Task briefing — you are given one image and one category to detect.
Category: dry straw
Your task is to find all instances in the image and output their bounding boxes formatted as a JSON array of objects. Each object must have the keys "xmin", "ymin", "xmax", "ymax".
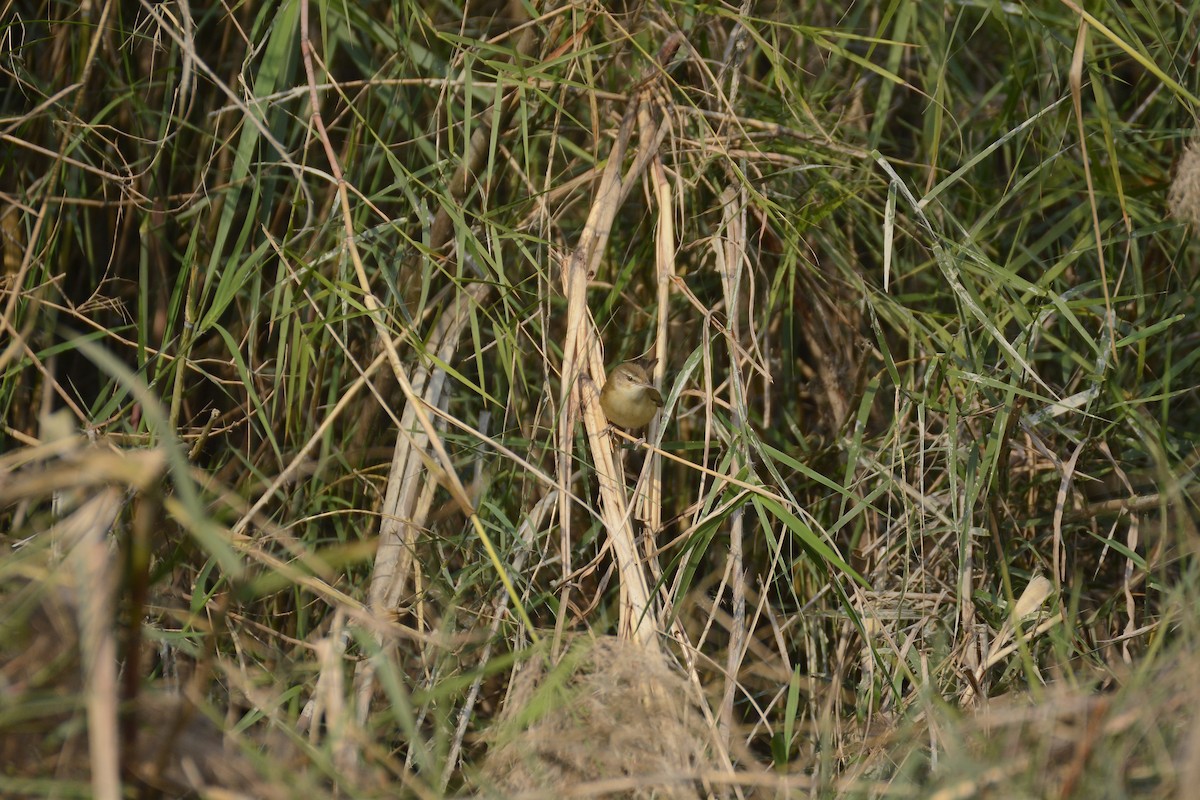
[{"xmin": 479, "ymin": 636, "xmax": 712, "ymax": 799}]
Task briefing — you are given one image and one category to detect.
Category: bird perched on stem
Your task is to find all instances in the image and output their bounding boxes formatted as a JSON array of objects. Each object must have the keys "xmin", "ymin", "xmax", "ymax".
[{"xmin": 599, "ymin": 361, "xmax": 663, "ymax": 430}]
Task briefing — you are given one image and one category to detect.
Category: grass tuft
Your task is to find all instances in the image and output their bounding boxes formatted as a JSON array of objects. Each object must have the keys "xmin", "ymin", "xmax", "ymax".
[{"xmin": 2, "ymin": 1, "xmax": 1199, "ymax": 797}]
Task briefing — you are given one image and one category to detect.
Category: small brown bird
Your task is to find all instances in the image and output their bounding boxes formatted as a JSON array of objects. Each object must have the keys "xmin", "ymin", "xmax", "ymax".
[{"xmin": 599, "ymin": 361, "xmax": 663, "ymax": 430}]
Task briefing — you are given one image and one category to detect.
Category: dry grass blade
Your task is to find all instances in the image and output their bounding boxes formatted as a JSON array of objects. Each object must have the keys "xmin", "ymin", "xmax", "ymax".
[
  {"xmin": 556, "ymin": 96, "xmax": 647, "ymax": 645},
  {"xmin": 579, "ymin": 375, "xmax": 656, "ymax": 647},
  {"xmin": 370, "ymin": 284, "xmax": 492, "ymax": 616}
]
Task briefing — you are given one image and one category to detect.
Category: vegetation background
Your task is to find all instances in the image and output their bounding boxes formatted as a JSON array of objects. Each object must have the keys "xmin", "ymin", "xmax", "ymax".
[{"xmin": 2, "ymin": 0, "xmax": 1199, "ymax": 797}]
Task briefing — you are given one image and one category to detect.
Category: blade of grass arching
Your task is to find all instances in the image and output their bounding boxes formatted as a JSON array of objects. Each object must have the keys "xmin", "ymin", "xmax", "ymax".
[
  {"xmin": 426, "ymin": 352, "xmax": 502, "ymax": 409},
  {"xmin": 70, "ymin": 335, "xmax": 242, "ymax": 576},
  {"xmin": 965, "ymin": 145, "xmax": 1070, "ymax": 242},
  {"xmin": 952, "ymin": 244, "xmax": 1047, "ymax": 335},
  {"xmin": 751, "ymin": 495, "xmax": 865, "ymax": 587},
  {"xmin": 1059, "ymin": 0, "xmax": 1200, "ymax": 108},
  {"xmin": 1139, "ymin": 337, "xmax": 1200, "ymax": 403},
  {"xmin": 920, "ymin": 95, "xmax": 1071, "ymax": 211},
  {"xmin": 758, "ymin": 442, "xmax": 860, "ymax": 500},
  {"xmin": 671, "ymin": 501, "xmax": 741, "ymax": 614},
  {"xmin": 828, "ymin": 483, "xmax": 890, "ymax": 541},
  {"xmin": 1113, "ymin": 314, "xmax": 1186, "ymax": 349},
  {"xmin": 1083, "ymin": 527, "xmax": 1148, "ymax": 571},
  {"xmin": 1008, "ymin": 197, "xmax": 1092, "ymax": 279},
  {"xmin": 668, "ymin": 435, "xmax": 749, "ymax": 567},
  {"xmin": 947, "ymin": 368, "xmax": 1074, "ymax": 416},
  {"xmin": 876, "ymin": 154, "xmax": 1053, "ymax": 394},
  {"xmin": 811, "ymin": 29, "xmax": 916, "ymax": 93}
]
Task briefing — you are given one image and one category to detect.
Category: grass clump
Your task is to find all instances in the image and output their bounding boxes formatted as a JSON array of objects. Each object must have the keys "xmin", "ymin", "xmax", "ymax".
[{"xmin": 2, "ymin": 1, "xmax": 1199, "ymax": 797}]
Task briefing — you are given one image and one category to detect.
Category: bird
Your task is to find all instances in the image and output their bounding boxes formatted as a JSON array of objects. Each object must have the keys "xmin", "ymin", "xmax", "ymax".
[{"xmin": 599, "ymin": 361, "xmax": 663, "ymax": 430}]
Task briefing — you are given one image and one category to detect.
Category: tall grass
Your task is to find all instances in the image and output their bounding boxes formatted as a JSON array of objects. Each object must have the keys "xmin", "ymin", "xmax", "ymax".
[{"xmin": 1, "ymin": 1, "xmax": 1198, "ymax": 797}]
